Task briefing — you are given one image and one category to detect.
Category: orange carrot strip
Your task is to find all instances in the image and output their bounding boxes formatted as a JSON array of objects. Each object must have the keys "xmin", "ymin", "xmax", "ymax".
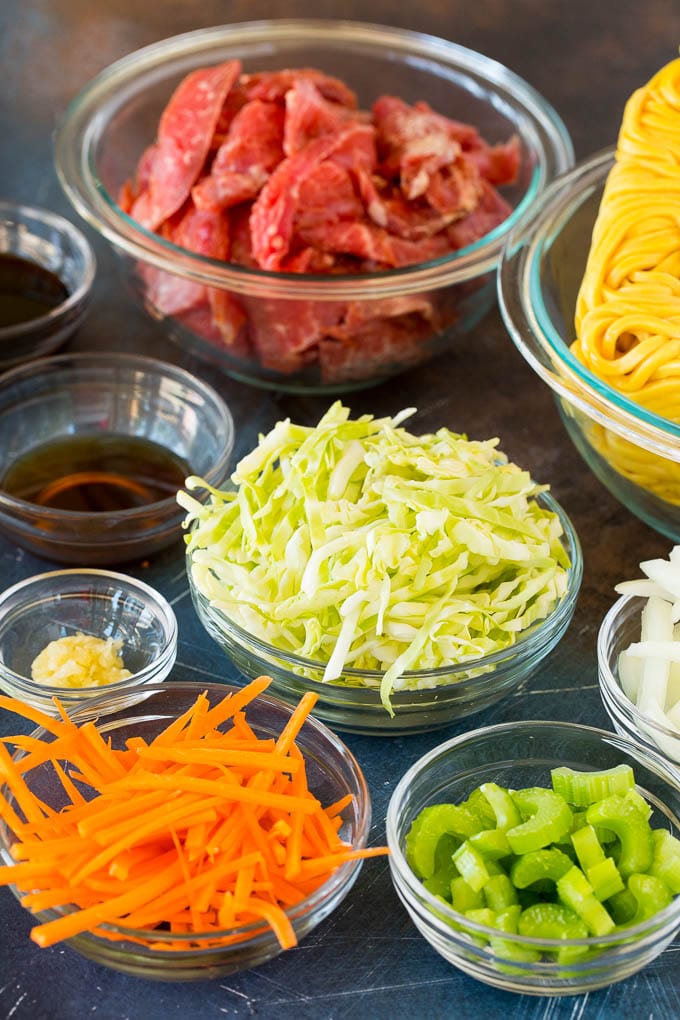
[
  {"xmin": 325, "ymin": 793, "xmax": 354, "ymax": 818},
  {"xmin": 109, "ymin": 772, "xmax": 321, "ymax": 814},
  {"xmin": 0, "ymin": 743, "xmax": 55, "ymax": 825},
  {"xmin": 0, "ymin": 695, "xmax": 75, "ymax": 737},
  {"xmin": 134, "ymin": 745, "xmax": 301, "ymax": 774},
  {"xmin": 239, "ymin": 896, "xmax": 296, "ymax": 950},
  {"xmin": 275, "ymin": 692, "xmax": 319, "ymax": 755}
]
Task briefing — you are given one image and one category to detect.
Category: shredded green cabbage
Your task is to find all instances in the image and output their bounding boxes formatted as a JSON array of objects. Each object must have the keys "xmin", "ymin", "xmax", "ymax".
[{"xmin": 179, "ymin": 402, "xmax": 570, "ymax": 712}]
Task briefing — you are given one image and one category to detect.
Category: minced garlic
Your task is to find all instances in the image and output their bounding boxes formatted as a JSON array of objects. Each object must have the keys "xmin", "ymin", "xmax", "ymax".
[{"xmin": 30, "ymin": 632, "xmax": 132, "ymax": 689}]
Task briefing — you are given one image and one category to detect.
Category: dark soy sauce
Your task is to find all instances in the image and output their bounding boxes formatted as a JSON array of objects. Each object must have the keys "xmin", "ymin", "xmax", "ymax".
[
  {"xmin": 1, "ymin": 434, "xmax": 191, "ymax": 511},
  {"xmin": 0, "ymin": 253, "xmax": 69, "ymax": 327}
]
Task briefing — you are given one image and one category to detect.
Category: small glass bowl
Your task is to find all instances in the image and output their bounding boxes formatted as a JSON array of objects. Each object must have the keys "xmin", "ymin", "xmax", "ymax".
[
  {"xmin": 54, "ymin": 19, "xmax": 573, "ymax": 394},
  {"xmin": 386, "ymin": 720, "xmax": 680, "ymax": 996},
  {"xmin": 0, "ymin": 351, "xmax": 234, "ymax": 565},
  {"xmin": 498, "ymin": 147, "xmax": 680, "ymax": 542},
  {"xmin": 188, "ymin": 491, "xmax": 582, "ymax": 736},
  {"xmin": 0, "ymin": 569, "xmax": 178, "ymax": 718},
  {"xmin": 598, "ymin": 592, "xmax": 680, "ymax": 774},
  {"xmin": 0, "ymin": 201, "xmax": 95, "ymax": 368},
  {"xmin": 0, "ymin": 681, "xmax": 372, "ymax": 980}
]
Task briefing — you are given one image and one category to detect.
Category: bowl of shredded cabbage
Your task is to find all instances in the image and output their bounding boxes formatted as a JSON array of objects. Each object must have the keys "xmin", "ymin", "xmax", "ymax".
[
  {"xmin": 180, "ymin": 402, "xmax": 582, "ymax": 735},
  {"xmin": 498, "ymin": 57, "xmax": 680, "ymax": 542}
]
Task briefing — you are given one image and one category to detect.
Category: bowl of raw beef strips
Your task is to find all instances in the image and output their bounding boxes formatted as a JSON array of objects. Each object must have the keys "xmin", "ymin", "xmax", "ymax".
[{"xmin": 54, "ymin": 19, "xmax": 573, "ymax": 393}]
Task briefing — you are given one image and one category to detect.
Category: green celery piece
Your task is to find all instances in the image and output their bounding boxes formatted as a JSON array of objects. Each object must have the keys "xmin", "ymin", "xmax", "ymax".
[
  {"xmin": 490, "ymin": 905, "xmax": 542, "ymax": 966},
  {"xmin": 606, "ymin": 887, "xmax": 638, "ymax": 925},
  {"xmin": 479, "ymin": 783, "xmax": 521, "ymax": 830},
  {"xmin": 556, "ymin": 866, "xmax": 616, "ymax": 936},
  {"xmin": 625, "ymin": 788, "xmax": 653, "ymax": 820},
  {"xmin": 463, "ymin": 788, "xmax": 497, "ymax": 830},
  {"xmin": 406, "ymin": 803, "xmax": 484, "ymax": 879},
  {"xmin": 518, "ymin": 902, "xmax": 591, "ymax": 965},
  {"xmin": 422, "ymin": 832, "xmax": 460, "ymax": 899},
  {"xmin": 650, "ymin": 829, "xmax": 680, "ymax": 894},
  {"xmin": 510, "ymin": 847, "xmax": 573, "ymax": 889},
  {"xmin": 506, "ymin": 788, "xmax": 573, "ymax": 854},
  {"xmin": 484, "ymin": 873, "xmax": 520, "ymax": 912},
  {"xmin": 551, "ymin": 764, "xmax": 635, "ymax": 807},
  {"xmin": 571, "ymin": 824, "xmax": 606, "ymax": 871},
  {"xmin": 452, "ymin": 841, "xmax": 491, "ymax": 892},
  {"xmin": 585, "ymin": 795, "xmax": 654, "ymax": 879},
  {"xmin": 569, "ymin": 810, "xmax": 616, "ymax": 845},
  {"xmin": 450, "ymin": 876, "xmax": 485, "ymax": 914},
  {"xmin": 468, "ymin": 828, "xmax": 512, "ymax": 860},
  {"xmin": 586, "ymin": 857, "xmax": 625, "ymax": 902},
  {"xmin": 626, "ymin": 872, "xmax": 674, "ymax": 925}
]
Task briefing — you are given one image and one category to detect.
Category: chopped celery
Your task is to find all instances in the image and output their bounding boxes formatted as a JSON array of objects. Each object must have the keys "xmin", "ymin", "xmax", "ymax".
[
  {"xmin": 650, "ymin": 829, "xmax": 680, "ymax": 894},
  {"xmin": 468, "ymin": 828, "xmax": 512, "ymax": 860},
  {"xmin": 551, "ymin": 764, "xmax": 635, "ymax": 806},
  {"xmin": 626, "ymin": 873, "xmax": 673, "ymax": 924},
  {"xmin": 405, "ymin": 764, "xmax": 678, "ymax": 967},
  {"xmin": 483, "ymin": 873, "xmax": 520, "ymax": 912},
  {"xmin": 452, "ymin": 841, "xmax": 491, "ymax": 893},
  {"xmin": 450, "ymin": 876, "xmax": 485, "ymax": 913},
  {"xmin": 556, "ymin": 866, "xmax": 615, "ymax": 936},
  {"xmin": 406, "ymin": 803, "xmax": 483, "ymax": 879},
  {"xmin": 479, "ymin": 783, "xmax": 521, "ymax": 830},
  {"xmin": 570, "ymin": 824, "xmax": 606, "ymax": 871},
  {"xmin": 506, "ymin": 788, "xmax": 573, "ymax": 854},
  {"xmin": 585, "ymin": 795, "xmax": 654, "ymax": 879},
  {"xmin": 510, "ymin": 847, "xmax": 573, "ymax": 889},
  {"xmin": 586, "ymin": 858, "xmax": 625, "ymax": 902}
]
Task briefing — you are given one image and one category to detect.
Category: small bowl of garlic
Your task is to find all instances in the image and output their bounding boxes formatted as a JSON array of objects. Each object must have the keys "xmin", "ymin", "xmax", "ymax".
[{"xmin": 0, "ymin": 569, "xmax": 177, "ymax": 718}]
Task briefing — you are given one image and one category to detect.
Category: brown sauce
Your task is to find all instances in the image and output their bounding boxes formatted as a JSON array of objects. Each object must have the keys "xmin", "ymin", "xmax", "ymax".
[
  {"xmin": 0, "ymin": 253, "xmax": 69, "ymax": 328},
  {"xmin": 1, "ymin": 434, "xmax": 190, "ymax": 511}
]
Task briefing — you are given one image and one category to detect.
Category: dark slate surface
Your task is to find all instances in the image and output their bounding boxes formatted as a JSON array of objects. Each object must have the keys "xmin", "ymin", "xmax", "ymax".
[{"xmin": 1, "ymin": 1, "xmax": 680, "ymax": 1017}]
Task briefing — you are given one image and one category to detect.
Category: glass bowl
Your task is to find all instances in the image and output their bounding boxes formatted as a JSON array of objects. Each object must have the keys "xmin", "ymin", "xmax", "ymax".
[
  {"xmin": 498, "ymin": 147, "xmax": 680, "ymax": 542},
  {"xmin": 386, "ymin": 719, "xmax": 680, "ymax": 996},
  {"xmin": 0, "ymin": 351, "xmax": 234, "ymax": 565},
  {"xmin": 0, "ymin": 569, "xmax": 178, "ymax": 718},
  {"xmin": 0, "ymin": 681, "xmax": 372, "ymax": 980},
  {"xmin": 187, "ymin": 491, "xmax": 582, "ymax": 736},
  {"xmin": 0, "ymin": 201, "xmax": 95, "ymax": 369},
  {"xmin": 54, "ymin": 19, "xmax": 573, "ymax": 394},
  {"xmin": 598, "ymin": 592, "xmax": 680, "ymax": 775}
]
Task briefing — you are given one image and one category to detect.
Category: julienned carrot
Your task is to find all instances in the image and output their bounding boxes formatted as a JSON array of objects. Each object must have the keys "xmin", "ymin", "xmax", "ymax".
[{"xmin": 0, "ymin": 677, "xmax": 388, "ymax": 951}]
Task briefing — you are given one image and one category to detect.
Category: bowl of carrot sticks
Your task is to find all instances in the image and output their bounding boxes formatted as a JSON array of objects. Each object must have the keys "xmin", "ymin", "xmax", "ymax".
[{"xmin": 0, "ymin": 677, "xmax": 384, "ymax": 980}]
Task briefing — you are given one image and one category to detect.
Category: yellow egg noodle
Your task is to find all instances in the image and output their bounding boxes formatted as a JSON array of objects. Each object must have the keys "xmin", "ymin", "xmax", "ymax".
[{"xmin": 571, "ymin": 57, "xmax": 680, "ymax": 502}]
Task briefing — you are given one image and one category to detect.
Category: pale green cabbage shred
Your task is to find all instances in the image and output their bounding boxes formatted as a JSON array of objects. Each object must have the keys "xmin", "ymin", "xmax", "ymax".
[{"xmin": 179, "ymin": 402, "xmax": 570, "ymax": 712}]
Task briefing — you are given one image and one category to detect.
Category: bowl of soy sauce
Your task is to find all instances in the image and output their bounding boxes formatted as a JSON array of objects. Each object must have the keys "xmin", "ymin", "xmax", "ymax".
[
  {"xmin": 0, "ymin": 201, "xmax": 95, "ymax": 367},
  {"xmin": 0, "ymin": 352, "xmax": 234, "ymax": 564}
]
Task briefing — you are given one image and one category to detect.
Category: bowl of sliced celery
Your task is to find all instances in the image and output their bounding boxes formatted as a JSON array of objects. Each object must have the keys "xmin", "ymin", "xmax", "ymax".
[
  {"xmin": 598, "ymin": 546, "xmax": 680, "ymax": 775},
  {"xmin": 386, "ymin": 720, "xmax": 680, "ymax": 995},
  {"xmin": 182, "ymin": 402, "xmax": 582, "ymax": 735}
]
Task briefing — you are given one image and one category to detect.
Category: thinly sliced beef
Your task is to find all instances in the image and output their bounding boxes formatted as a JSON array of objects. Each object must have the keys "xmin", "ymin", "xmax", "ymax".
[
  {"xmin": 142, "ymin": 205, "xmax": 230, "ymax": 316},
  {"xmin": 241, "ymin": 68, "xmax": 357, "ymax": 109},
  {"xmin": 123, "ymin": 61, "xmax": 520, "ymax": 382},
  {"xmin": 192, "ymin": 100, "xmax": 285, "ymax": 212},
  {"xmin": 241, "ymin": 294, "xmax": 346, "ymax": 374},
  {"xmin": 130, "ymin": 60, "xmax": 241, "ymax": 230}
]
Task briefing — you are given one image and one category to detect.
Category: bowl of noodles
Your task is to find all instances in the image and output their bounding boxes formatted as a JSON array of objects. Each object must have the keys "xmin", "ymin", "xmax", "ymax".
[{"xmin": 498, "ymin": 57, "xmax": 680, "ymax": 541}]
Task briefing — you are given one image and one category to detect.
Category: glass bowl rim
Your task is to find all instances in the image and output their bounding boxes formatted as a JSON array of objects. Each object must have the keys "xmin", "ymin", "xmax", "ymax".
[
  {"xmin": 598, "ymin": 591, "xmax": 680, "ymax": 747},
  {"xmin": 385, "ymin": 717, "xmax": 680, "ymax": 952},
  {"xmin": 0, "ymin": 350, "xmax": 235, "ymax": 522},
  {"xmin": 0, "ymin": 567, "xmax": 179, "ymax": 696},
  {"xmin": 54, "ymin": 18, "xmax": 574, "ymax": 301},
  {"xmin": 0, "ymin": 199, "xmax": 96, "ymax": 342},
  {"xmin": 0, "ymin": 679, "xmax": 372, "ymax": 949},
  {"xmin": 188, "ymin": 488, "xmax": 582, "ymax": 689},
  {"xmin": 497, "ymin": 145, "xmax": 680, "ymax": 460}
]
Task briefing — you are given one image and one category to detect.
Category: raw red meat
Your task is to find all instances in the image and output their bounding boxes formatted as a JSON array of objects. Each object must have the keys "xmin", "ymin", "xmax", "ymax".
[
  {"xmin": 130, "ymin": 60, "xmax": 241, "ymax": 230},
  {"xmin": 122, "ymin": 62, "xmax": 520, "ymax": 383}
]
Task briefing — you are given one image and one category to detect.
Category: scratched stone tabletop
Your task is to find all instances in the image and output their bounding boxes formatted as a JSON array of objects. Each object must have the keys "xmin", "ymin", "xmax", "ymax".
[{"xmin": 1, "ymin": 1, "xmax": 680, "ymax": 1018}]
